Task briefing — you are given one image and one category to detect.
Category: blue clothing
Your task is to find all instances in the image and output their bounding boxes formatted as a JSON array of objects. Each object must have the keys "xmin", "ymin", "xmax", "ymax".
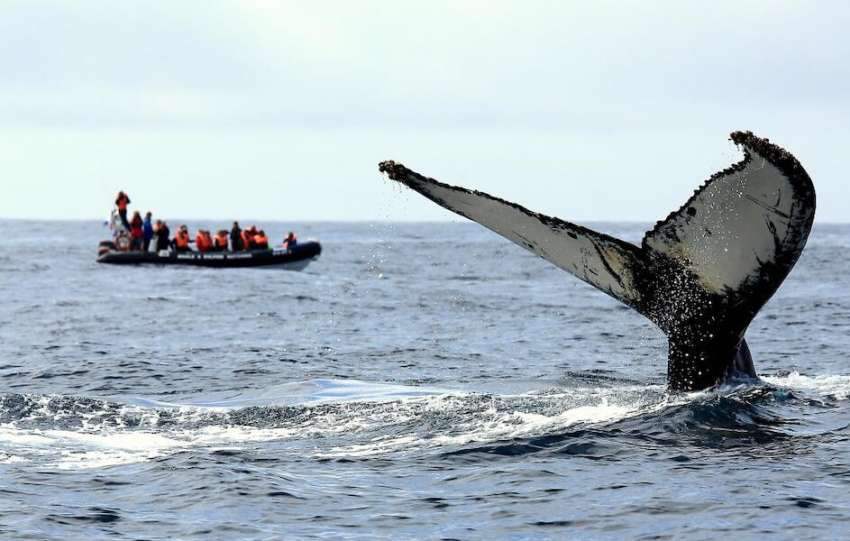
[{"xmin": 143, "ymin": 218, "xmax": 154, "ymax": 240}]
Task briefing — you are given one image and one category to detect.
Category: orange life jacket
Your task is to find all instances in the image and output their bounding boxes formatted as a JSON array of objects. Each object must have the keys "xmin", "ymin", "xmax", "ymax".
[
  {"xmin": 116, "ymin": 195, "xmax": 129, "ymax": 211},
  {"xmin": 241, "ymin": 230, "xmax": 253, "ymax": 249},
  {"xmin": 199, "ymin": 233, "xmax": 216, "ymax": 252},
  {"xmin": 174, "ymin": 231, "xmax": 189, "ymax": 248},
  {"xmin": 254, "ymin": 234, "xmax": 268, "ymax": 247},
  {"xmin": 214, "ymin": 234, "xmax": 228, "ymax": 249}
]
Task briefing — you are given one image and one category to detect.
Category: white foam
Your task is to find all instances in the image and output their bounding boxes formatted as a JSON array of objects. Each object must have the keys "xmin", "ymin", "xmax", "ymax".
[
  {"xmin": 0, "ymin": 383, "xmax": 675, "ymax": 469},
  {"xmin": 0, "ymin": 426, "xmax": 188, "ymax": 470},
  {"xmin": 0, "ymin": 426, "xmax": 56, "ymax": 446},
  {"xmin": 762, "ymin": 372, "xmax": 850, "ymax": 400},
  {"xmin": 319, "ymin": 390, "xmax": 666, "ymax": 458},
  {"xmin": 47, "ymin": 429, "xmax": 185, "ymax": 451}
]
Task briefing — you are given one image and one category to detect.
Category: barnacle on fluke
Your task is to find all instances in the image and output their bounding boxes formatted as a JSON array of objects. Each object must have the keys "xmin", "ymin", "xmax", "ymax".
[{"xmin": 380, "ymin": 132, "xmax": 816, "ymax": 391}]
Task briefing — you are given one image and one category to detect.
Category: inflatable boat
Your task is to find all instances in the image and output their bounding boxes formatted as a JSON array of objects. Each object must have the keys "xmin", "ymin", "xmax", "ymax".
[{"xmin": 96, "ymin": 240, "xmax": 321, "ymax": 270}]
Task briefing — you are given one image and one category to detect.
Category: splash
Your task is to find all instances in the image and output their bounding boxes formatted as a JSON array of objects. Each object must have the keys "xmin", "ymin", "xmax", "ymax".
[
  {"xmin": 2, "ymin": 375, "xmax": 844, "ymax": 470},
  {"xmin": 0, "ymin": 380, "xmax": 668, "ymax": 469},
  {"xmin": 762, "ymin": 372, "xmax": 850, "ymax": 400}
]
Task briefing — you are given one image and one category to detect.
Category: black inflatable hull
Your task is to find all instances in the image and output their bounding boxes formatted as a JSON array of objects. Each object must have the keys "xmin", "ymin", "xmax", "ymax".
[{"xmin": 96, "ymin": 241, "xmax": 321, "ymax": 269}]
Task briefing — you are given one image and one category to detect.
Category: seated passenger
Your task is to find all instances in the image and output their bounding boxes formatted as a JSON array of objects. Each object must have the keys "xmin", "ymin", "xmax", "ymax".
[
  {"xmin": 282, "ymin": 231, "xmax": 297, "ymax": 250},
  {"xmin": 195, "ymin": 229, "xmax": 213, "ymax": 252},
  {"xmin": 241, "ymin": 227, "xmax": 255, "ymax": 251},
  {"xmin": 195, "ymin": 230, "xmax": 211, "ymax": 253},
  {"xmin": 173, "ymin": 225, "xmax": 191, "ymax": 252},
  {"xmin": 253, "ymin": 230, "xmax": 269, "ymax": 250},
  {"xmin": 115, "ymin": 231, "xmax": 131, "ymax": 252},
  {"xmin": 202, "ymin": 230, "xmax": 214, "ymax": 252},
  {"xmin": 214, "ymin": 230, "xmax": 229, "ymax": 251}
]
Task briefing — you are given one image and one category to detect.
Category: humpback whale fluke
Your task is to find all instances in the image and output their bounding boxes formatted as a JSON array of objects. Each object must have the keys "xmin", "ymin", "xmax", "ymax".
[{"xmin": 379, "ymin": 131, "xmax": 816, "ymax": 391}]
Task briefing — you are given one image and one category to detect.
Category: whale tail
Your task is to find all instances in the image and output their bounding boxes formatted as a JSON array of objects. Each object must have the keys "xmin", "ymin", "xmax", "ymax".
[{"xmin": 379, "ymin": 131, "xmax": 816, "ymax": 391}]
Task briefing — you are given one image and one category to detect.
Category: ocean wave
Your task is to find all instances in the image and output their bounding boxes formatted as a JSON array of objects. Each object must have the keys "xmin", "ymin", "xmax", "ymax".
[
  {"xmin": 762, "ymin": 372, "xmax": 850, "ymax": 400},
  {"xmin": 0, "ymin": 375, "xmax": 846, "ymax": 470}
]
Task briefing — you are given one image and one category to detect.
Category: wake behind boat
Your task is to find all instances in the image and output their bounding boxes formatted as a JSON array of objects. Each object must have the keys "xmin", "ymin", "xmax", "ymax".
[{"xmin": 96, "ymin": 241, "xmax": 321, "ymax": 269}]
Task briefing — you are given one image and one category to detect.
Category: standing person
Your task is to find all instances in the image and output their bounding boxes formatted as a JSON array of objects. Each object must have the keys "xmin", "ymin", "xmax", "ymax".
[
  {"xmin": 154, "ymin": 220, "xmax": 170, "ymax": 252},
  {"xmin": 115, "ymin": 191, "xmax": 131, "ymax": 229},
  {"xmin": 230, "ymin": 222, "xmax": 243, "ymax": 251},
  {"xmin": 142, "ymin": 212, "xmax": 154, "ymax": 252},
  {"xmin": 129, "ymin": 211, "xmax": 144, "ymax": 251}
]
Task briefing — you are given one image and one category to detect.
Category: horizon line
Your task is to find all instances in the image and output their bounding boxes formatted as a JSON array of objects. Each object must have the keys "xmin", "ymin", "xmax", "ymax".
[{"xmin": 1, "ymin": 216, "xmax": 849, "ymax": 226}]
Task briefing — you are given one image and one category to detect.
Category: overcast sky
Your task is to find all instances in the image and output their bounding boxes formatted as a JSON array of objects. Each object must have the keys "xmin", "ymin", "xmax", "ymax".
[{"xmin": 0, "ymin": 1, "xmax": 847, "ymax": 222}]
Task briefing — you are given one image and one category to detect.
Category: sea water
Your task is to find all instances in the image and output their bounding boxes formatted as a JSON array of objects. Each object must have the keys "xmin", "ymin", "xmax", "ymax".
[{"xmin": 0, "ymin": 220, "xmax": 849, "ymax": 540}]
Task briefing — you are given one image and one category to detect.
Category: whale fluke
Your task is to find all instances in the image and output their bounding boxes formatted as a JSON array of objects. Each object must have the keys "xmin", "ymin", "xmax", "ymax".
[{"xmin": 379, "ymin": 131, "xmax": 816, "ymax": 391}]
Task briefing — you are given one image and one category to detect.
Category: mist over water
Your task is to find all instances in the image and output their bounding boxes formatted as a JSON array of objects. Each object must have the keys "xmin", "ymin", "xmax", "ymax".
[{"xmin": 1, "ymin": 220, "xmax": 849, "ymax": 539}]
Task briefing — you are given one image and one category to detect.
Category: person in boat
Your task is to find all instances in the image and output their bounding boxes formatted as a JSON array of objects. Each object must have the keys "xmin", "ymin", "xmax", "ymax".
[
  {"xmin": 154, "ymin": 220, "xmax": 170, "ymax": 252},
  {"xmin": 142, "ymin": 212, "xmax": 154, "ymax": 252},
  {"xmin": 115, "ymin": 191, "xmax": 131, "ymax": 229},
  {"xmin": 173, "ymin": 225, "xmax": 192, "ymax": 252},
  {"xmin": 195, "ymin": 230, "xmax": 207, "ymax": 253},
  {"xmin": 241, "ymin": 226, "xmax": 255, "ymax": 251},
  {"xmin": 253, "ymin": 229, "xmax": 269, "ymax": 250},
  {"xmin": 129, "ymin": 211, "xmax": 144, "ymax": 251},
  {"xmin": 282, "ymin": 231, "xmax": 297, "ymax": 250},
  {"xmin": 214, "ymin": 230, "xmax": 229, "ymax": 251},
  {"xmin": 197, "ymin": 229, "xmax": 215, "ymax": 253},
  {"xmin": 230, "ymin": 222, "xmax": 242, "ymax": 251}
]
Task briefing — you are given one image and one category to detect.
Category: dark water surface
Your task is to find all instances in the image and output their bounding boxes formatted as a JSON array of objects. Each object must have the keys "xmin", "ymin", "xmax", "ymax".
[{"xmin": 1, "ymin": 220, "xmax": 849, "ymax": 540}]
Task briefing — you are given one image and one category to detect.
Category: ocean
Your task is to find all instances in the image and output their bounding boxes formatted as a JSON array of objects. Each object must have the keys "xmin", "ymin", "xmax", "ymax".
[{"xmin": 0, "ymin": 219, "xmax": 849, "ymax": 540}]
